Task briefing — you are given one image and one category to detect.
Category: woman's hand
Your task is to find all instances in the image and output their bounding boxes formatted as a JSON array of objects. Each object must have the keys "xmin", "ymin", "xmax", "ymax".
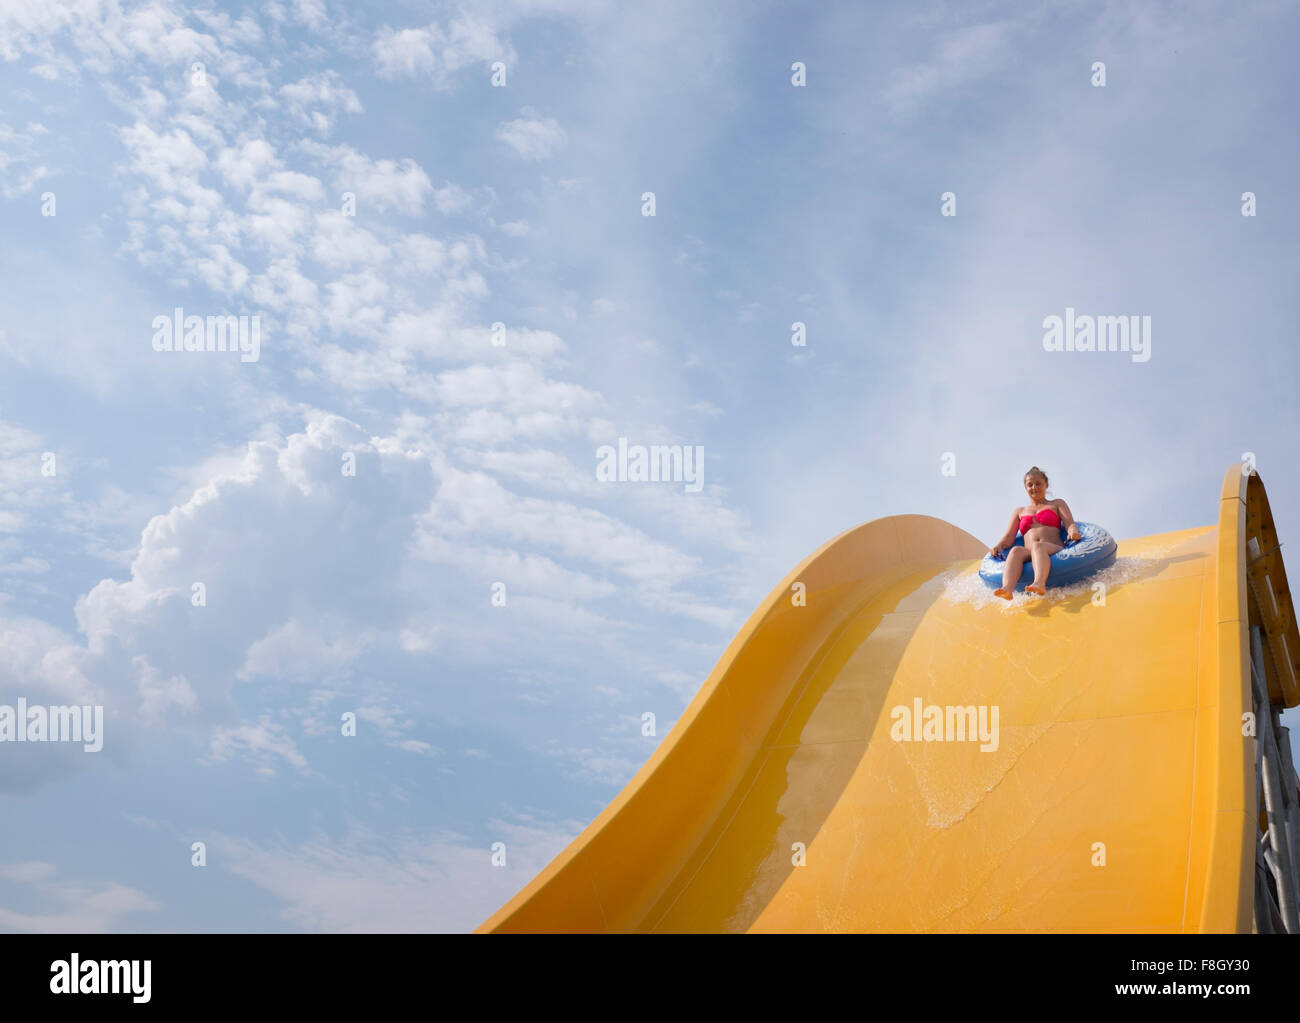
[
  {"xmin": 989, "ymin": 543, "xmax": 1005, "ymax": 559},
  {"xmin": 1067, "ymin": 526, "xmax": 1082, "ymax": 543}
]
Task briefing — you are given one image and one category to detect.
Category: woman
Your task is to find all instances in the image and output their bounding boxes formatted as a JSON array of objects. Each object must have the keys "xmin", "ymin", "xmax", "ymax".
[{"xmin": 988, "ymin": 466, "xmax": 1082, "ymax": 599}]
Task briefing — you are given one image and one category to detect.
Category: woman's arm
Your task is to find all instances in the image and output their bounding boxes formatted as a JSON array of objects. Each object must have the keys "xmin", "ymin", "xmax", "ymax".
[
  {"xmin": 990, "ymin": 510, "xmax": 1021, "ymax": 556},
  {"xmin": 1056, "ymin": 499, "xmax": 1082, "ymax": 540}
]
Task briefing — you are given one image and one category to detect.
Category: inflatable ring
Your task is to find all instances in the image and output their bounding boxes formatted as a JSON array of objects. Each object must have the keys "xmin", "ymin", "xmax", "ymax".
[{"xmin": 979, "ymin": 521, "xmax": 1117, "ymax": 590}]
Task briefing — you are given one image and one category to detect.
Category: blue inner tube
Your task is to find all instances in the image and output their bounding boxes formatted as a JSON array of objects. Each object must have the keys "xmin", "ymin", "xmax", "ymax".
[{"xmin": 979, "ymin": 521, "xmax": 1117, "ymax": 590}]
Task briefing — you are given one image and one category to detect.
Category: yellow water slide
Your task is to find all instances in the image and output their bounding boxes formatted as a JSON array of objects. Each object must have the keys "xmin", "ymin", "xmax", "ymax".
[{"xmin": 478, "ymin": 466, "xmax": 1300, "ymax": 932}]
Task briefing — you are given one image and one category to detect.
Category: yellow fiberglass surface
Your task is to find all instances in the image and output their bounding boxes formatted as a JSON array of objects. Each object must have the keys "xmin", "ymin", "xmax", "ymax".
[{"xmin": 478, "ymin": 465, "xmax": 1300, "ymax": 933}]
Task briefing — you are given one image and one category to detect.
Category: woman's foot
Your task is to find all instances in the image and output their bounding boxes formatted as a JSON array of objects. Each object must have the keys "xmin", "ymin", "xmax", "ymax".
[
  {"xmin": 993, "ymin": 587, "xmax": 1013, "ymax": 600},
  {"xmin": 1026, "ymin": 583, "xmax": 1046, "ymax": 596}
]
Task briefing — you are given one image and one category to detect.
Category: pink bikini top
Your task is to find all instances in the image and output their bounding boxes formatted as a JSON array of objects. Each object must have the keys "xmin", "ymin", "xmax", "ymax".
[{"xmin": 1019, "ymin": 507, "xmax": 1061, "ymax": 535}]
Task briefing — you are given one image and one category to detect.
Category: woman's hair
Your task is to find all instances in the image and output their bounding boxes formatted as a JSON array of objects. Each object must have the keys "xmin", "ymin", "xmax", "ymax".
[{"xmin": 1024, "ymin": 465, "xmax": 1049, "ymax": 486}]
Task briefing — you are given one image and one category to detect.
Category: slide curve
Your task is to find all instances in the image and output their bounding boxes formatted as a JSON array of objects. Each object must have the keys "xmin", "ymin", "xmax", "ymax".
[{"xmin": 477, "ymin": 466, "xmax": 1300, "ymax": 932}]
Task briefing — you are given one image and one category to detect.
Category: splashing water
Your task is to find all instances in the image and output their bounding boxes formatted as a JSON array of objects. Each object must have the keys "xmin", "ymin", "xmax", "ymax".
[{"xmin": 939, "ymin": 556, "xmax": 1155, "ymax": 610}]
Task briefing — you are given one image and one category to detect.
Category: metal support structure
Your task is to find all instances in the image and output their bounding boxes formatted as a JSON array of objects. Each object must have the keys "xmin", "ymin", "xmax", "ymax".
[
  {"xmin": 1274, "ymin": 716, "xmax": 1300, "ymax": 904},
  {"xmin": 1251, "ymin": 625, "xmax": 1300, "ymax": 932}
]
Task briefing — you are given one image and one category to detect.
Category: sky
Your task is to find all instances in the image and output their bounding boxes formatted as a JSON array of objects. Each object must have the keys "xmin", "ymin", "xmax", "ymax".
[{"xmin": 1, "ymin": 0, "xmax": 1298, "ymax": 932}]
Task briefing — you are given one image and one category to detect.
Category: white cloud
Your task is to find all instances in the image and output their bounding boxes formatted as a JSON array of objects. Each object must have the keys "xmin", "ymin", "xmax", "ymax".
[
  {"xmin": 311, "ymin": 211, "xmax": 392, "ymax": 268},
  {"xmin": 0, "ymin": 863, "xmax": 160, "ymax": 933},
  {"xmin": 0, "ymin": 420, "xmax": 73, "ymax": 537},
  {"xmin": 384, "ymin": 310, "xmax": 563, "ymax": 365},
  {"xmin": 238, "ymin": 620, "xmax": 373, "ymax": 682},
  {"xmin": 204, "ymin": 716, "xmax": 310, "ymax": 776},
  {"xmin": 414, "ymin": 532, "xmax": 616, "ymax": 601},
  {"xmin": 352, "ymin": 694, "xmax": 440, "ymax": 756},
  {"xmin": 133, "ymin": 654, "xmax": 198, "ymax": 724},
  {"xmin": 465, "ymin": 447, "xmax": 601, "ymax": 496},
  {"xmin": 291, "ymin": 0, "xmax": 328, "ymax": 32},
  {"xmin": 0, "ymin": 122, "xmax": 50, "ymax": 196},
  {"xmin": 0, "ymin": 861, "xmax": 57, "ymax": 883},
  {"xmin": 194, "ymin": 242, "xmax": 251, "ymax": 294},
  {"xmin": 0, "ymin": 408, "xmax": 733, "ymax": 792},
  {"xmin": 0, "ymin": 0, "xmax": 755, "ymax": 831},
  {"xmin": 300, "ymin": 140, "xmax": 433, "ymax": 215},
  {"xmin": 372, "ymin": 13, "xmax": 515, "ymax": 87},
  {"xmin": 215, "ymin": 138, "xmax": 278, "ymax": 190},
  {"xmin": 496, "ymin": 107, "xmax": 567, "ymax": 161},
  {"xmin": 884, "ymin": 21, "xmax": 1013, "ymax": 116},
  {"xmin": 421, "ymin": 464, "xmax": 701, "ymax": 585},
  {"xmin": 425, "ymin": 360, "xmax": 602, "ymax": 415},
  {"xmin": 280, "ymin": 71, "xmax": 363, "ymax": 135},
  {"xmin": 214, "ymin": 815, "xmax": 580, "ymax": 932}
]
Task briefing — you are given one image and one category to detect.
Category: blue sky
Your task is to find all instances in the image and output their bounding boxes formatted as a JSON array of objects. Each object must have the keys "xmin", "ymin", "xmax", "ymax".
[{"xmin": 1, "ymin": 0, "xmax": 1298, "ymax": 931}]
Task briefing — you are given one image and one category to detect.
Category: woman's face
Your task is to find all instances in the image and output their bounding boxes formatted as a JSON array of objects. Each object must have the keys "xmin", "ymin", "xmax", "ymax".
[{"xmin": 1024, "ymin": 474, "xmax": 1047, "ymax": 503}]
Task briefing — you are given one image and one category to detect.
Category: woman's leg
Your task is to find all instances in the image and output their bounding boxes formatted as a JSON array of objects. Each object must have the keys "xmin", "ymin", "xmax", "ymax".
[
  {"xmin": 1026, "ymin": 540, "xmax": 1064, "ymax": 594},
  {"xmin": 995, "ymin": 547, "xmax": 1030, "ymax": 598}
]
